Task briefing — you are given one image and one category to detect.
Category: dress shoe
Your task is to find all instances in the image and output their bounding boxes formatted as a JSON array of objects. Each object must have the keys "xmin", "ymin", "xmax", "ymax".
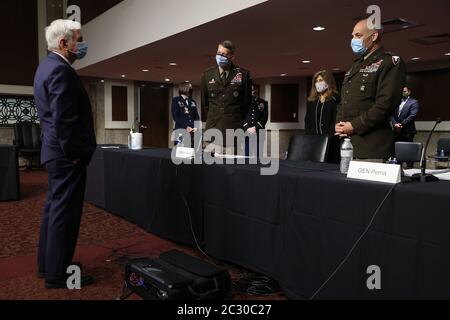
[
  {"xmin": 45, "ymin": 274, "xmax": 94, "ymax": 289},
  {"xmin": 37, "ymin": 262, "xmax": 83, "ymax": 279}
]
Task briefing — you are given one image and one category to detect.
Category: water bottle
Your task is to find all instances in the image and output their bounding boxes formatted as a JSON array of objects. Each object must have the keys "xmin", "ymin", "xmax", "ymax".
[
  {"xmin": 440, "ymin": 149, "xmax": 446, "ymax": 157},
  {"xmin": 340, "ymin": 138, "xmax": 353, "ymax": 174},
  {"xmin": 177, "ymin": 134, "xmax": 184, "ymax": 148}
]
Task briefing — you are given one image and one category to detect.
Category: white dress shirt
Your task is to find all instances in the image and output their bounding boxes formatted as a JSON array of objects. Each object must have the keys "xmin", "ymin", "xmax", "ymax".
[
  {"xmin": 52, "ymin": 51, "xmax": 72, "ymax": 67},
  {"xmin": 398, "ymin": 97, "xmax": 409, "ymax": 116}
]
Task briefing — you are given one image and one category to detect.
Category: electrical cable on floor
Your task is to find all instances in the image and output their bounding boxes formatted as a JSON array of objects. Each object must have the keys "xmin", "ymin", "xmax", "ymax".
[
  {"xmin": 175, "ymin": 164, "xmax": 211, "ymax": 260},
  {"xmin": 309, "ymin": 184, "xmax": 397, "ymax": 300}
]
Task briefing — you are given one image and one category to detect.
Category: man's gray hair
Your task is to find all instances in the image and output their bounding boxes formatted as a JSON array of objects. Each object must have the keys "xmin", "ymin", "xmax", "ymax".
[{"xmin": 45, "ymin": 19, "xmax": 81, "ymax": 51}]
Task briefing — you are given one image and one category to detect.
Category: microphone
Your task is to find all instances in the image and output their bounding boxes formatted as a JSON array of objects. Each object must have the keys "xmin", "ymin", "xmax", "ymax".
[{"xmin": 412, "ymin": 118, "xmax": 442, "ymax": 182}]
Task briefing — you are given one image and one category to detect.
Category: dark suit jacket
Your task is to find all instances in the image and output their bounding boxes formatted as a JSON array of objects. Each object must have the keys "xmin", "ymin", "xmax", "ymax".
[
  {"xmin": 393, "ymin": 98, "xmax": 419, "ymax": 135},
  {"xmin": 33, "ymin": 52, "xmax": 97, "ymax": 165},
  {"xmin": 172, "ymin": 96, "xmax": 200, "ymax": 130}
]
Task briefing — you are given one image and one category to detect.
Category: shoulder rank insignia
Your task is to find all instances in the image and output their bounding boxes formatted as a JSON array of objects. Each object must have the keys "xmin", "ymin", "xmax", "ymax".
[
  {"xmin": 258, "ymin": 103, "xmax": 265, "ymax": 111},
  {"xmin": 392, "ymin": 56, "xmax": 401, "ymax": 65}
]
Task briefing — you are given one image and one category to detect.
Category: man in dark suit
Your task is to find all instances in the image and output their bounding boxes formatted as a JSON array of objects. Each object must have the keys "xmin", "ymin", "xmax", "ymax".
[
  {"xmin": 33, "ymin": 19, "xmax": 96, "ymax": 289},
  {"xmin": 201, "ymin": 40, "xmax": 252, "ymax": 154},
  {"xmin": 392, "ymin": 86, "xmax": 420, "ymax": 167},
  {"xmin": 393, "ymin": 87, "xmax": 420, "ymax": 142}
]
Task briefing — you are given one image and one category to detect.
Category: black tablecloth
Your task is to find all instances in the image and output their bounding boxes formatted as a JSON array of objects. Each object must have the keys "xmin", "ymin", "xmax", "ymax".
[
  {"xmin": 0, "ymin": 145, "xmax": 20, "ymax": 201},
  {"xmin": 86, "ymin": 146, "xmax": 203, "ymax": 245},
  {"xmin": 203, "ymin": 161, "xmax": 450, "ymax": 299},
  {"xmin": 86, "ymin": 147, "xmax": 450, "ymax": 299}
]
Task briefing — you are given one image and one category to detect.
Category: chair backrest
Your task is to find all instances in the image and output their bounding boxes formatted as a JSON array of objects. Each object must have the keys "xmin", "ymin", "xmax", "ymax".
[
  {"xmin": 286, "ymin": 134, "xmax": 329, "ymax": 162},
  {"xmin": 437, "ymin": 138, "xmax": 450, "ymax": 156},
  {"xmin": 395, "ymin": 142, "xmax": 423, "ymax": 163},
  {"xmin": 13, "ymin": 122, "xmax": 41, "ymax": 149}
]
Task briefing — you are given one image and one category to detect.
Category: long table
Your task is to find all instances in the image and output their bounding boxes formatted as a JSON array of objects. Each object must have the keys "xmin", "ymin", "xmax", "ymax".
[
  {"xmin": 86, "ymin": 146, "xmax": 450, "ymax": 299},
  {"xmin": 85, "ymin": 146, "xmax": 203, "ymax": 245},
  {"xmin": 0, "ymin": 145, "xmax": 20, "ymax": 201}
]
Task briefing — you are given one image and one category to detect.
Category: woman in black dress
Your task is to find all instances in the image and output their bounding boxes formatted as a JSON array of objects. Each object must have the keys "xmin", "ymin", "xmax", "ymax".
[{"xmin": 305, "ymin": 70, "xmax": 341, "ymax": 163}]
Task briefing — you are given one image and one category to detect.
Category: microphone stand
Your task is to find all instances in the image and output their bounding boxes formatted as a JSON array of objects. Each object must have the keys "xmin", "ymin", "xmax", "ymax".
[{"xmin": 412, "ymin": 118, "xmax": 442, "ymax": 182}]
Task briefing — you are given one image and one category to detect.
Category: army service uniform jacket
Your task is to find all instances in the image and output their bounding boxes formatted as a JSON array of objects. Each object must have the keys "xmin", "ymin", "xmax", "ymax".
[
  {"xmin": 201, "ymin": 63, "xmax": 252, "ymax": 138},
  {"xmin": 336, "ymin": 46, "xmax": 407, "ymax": 159},
  {"xmin": 244, "ymin": 97, "xmax": 269, "ymax": 132}
]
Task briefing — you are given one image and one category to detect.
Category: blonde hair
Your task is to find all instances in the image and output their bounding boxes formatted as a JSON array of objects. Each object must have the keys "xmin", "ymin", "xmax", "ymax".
[{"xmin": 307, "ymin": 70, "xmax": 338, "ymax": 102}]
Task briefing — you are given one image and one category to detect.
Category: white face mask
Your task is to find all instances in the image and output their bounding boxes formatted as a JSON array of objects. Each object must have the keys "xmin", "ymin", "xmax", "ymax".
[{"xmin": 315, "ymin": 81, "xmax": 329, "ymax": 94}]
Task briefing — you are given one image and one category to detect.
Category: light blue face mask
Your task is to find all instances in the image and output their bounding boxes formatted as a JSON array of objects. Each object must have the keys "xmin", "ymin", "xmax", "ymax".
[
  {"xmin": 73, "ymin": 41, "xmax": 88, "ymax": 60},
  {"xmin": 351, "ymin": 38, "xmax": 367, "ymax": 56},
  {"xmin": 216, "ymin": 54, "xmax": 230, "ymax": 68}
]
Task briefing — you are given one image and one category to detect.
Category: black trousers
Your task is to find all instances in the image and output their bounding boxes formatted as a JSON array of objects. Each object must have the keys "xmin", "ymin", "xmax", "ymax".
[{"xmin": 37, "ymin": 158, "xmax": 87, "ymax": 282}]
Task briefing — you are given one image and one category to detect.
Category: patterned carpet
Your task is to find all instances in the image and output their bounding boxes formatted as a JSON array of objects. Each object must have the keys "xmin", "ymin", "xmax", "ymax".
[{"xmin": 0, "ymin": 170, "xmax": 285, "ymax": 300}]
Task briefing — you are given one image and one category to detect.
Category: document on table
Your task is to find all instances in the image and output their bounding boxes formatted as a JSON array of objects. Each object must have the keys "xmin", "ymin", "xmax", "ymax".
[
  {"xmin": 404, "ymin": 169, "xmax": 450, "ymax": 181},
  {"xmin": 214, "ymin": 153, "xmax": 253, "ymax": 159}
]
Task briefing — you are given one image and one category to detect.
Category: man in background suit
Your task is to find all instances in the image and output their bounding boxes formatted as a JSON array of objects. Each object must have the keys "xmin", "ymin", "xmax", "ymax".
[
  {"xmin": 392, "ymin": 86, "xmax": 420, "ymax": 167},
  {"xmin": 393, "ymin": 86, "xmax": 420, "ymax": 143},
  {"xmin": 33, "ymin": 19, "xmax": 96, "ymax": 289}
]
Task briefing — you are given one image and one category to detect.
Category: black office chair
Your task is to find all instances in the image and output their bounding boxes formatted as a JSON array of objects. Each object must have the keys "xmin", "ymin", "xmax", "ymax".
[
  {"xmin": 13, "ymin": 122, "xmax": 42, "ymax": 170},
  {"xmin": 286, "ymin": 134, "xmax": 329, "ymax": 162},
  {"xmin": 395, "ymin": 142, "xmax": 423, "ymax": 168}
]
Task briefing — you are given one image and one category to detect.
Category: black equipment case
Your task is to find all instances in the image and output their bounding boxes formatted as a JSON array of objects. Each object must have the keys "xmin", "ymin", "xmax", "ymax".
[{"xmin": 122, "ymin": 250, "xmax": 231, "ymax": 300}]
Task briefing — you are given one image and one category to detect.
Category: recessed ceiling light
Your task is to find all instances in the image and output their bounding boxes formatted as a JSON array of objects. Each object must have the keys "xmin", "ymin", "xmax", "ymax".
[
  {"xmin": 169, "ymin": 63, "xmax": 177, "ymax": 66},
  {"xmin": 445, "ymin": 52, "xmax": 450, "ymax": 56},
  {"xmin": 302, "ymin": 60, "xmax": 311, "ymax": 64},
  {"xmin": 164, "ymin": 78, "xmax": 171, "ymax": 82},
  {"xmin": 332, "ymin": 68, "xmax": 341, "ymax": 71},
  {"xmin": 100, "ymin": 79, "xmax": 105, "ymax": 83},
  {"xmin": 142, "ymin": 69, "xmax": 149, "ymax": 72},
  {"xmin": 160, "ymin": 85, "xmax": 165, "ymax": 88},
  {"xmin": 121, "ymin": 74, "xmax": 126, "ymax": 78},
  {"xmin": 280, "ymin": 73, "xmax": 287, "ymax": 77},
  {"xmin": 313, "ymin": 26, "xmax": 326, "ymax": 31},
  {"xmin": 411, "ymin": 57, "xmax": 421, "ymax": 61}
]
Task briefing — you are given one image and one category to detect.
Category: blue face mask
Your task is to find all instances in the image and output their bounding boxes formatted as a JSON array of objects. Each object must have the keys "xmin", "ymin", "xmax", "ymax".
[
  {"xmin": 73, "ymin": 41, "xmax": 88, "ymax": 60},
  {"xmin": 216, "ymin": 54, "xmax": 230, "ymax": 68},
  {"xmin": 351, "ymin": 38, "xmax": 367, "ymax": 56}
]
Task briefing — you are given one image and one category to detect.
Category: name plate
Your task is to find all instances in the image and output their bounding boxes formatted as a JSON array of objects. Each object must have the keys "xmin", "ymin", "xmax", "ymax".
[
  {"xmin": 347, "ymin": 161, "xmax": 401, "ymax": 184},
  {"xmin": 175, "ymin": 147, "xmax": 195, "ymax": 159}
]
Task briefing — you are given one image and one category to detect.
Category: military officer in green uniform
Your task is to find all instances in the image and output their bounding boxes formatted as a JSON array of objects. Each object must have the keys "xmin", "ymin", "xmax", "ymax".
[
  {"xmin": 335, "ymin": 19, "xmax": 407, "ymax": 160},
  {"xmin": 201, "ymin": 40, "xmax": 252, "ymax": 153}
]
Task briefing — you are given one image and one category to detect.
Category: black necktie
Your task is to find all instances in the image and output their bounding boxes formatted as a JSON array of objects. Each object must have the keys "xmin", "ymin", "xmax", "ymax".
[{"xmin": 221, "ymin": 71, "xmax": 227, "ymax": 84}]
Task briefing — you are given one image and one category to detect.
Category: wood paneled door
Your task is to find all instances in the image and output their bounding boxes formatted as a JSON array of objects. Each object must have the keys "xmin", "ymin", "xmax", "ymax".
[{"xmin": 139, "ymin": 84, "xmax": 170, "ymax": 148}]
